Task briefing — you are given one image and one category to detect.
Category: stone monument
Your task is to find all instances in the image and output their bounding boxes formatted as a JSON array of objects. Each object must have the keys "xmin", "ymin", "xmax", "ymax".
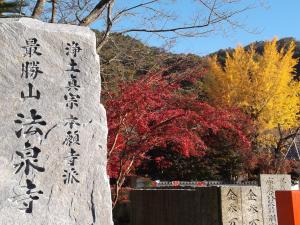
[
  {"xmin": 0, "ymin": 18, "xmax": 113, "ymax": 225},
  {"xmin": 220, "ymin": 186, "xmax": 264, "ymax": 225},
  {"xmin": 220, "ymin": 187, "xmax": 243, "ymax": 225},
  {"xmin": 241, "ymin": 186, "xmax": 263, "ymax": 225},
  {"xmin": 260, "ymin": 174, "xmax": 291, "ymax": 225}
]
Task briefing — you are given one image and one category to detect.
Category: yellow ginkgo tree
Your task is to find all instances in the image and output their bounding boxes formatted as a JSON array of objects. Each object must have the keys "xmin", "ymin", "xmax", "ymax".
[{"xmin": 205, "ymin": 38, "xmax": 300, "ymax": 169}]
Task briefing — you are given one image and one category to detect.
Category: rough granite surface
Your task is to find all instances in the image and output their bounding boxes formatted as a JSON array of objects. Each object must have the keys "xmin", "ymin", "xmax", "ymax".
[
  {"xmin": 241, "ymin": 186, "xmax": 263, "ymax": 225},
  {"xmin": 220, "ymin": 186, "xmax": 242, "ymax": 225},
  {"xmin": 0, "ymin": 18, "xmax": 113, "ymax": 225},
  {"xmin": 260, "ymin": 174, "xmax": 291, "ymax": 225}
]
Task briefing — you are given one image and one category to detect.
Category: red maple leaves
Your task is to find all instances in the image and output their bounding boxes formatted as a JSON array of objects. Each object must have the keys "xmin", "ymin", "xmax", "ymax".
[{"xmin": 104, "ymin": 71, "xmax": 253, "ymax": 206}]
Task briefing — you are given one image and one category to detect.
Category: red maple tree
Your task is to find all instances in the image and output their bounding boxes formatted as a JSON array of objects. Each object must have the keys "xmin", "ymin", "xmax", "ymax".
[{"xmin": 104, "ymin": 71, "xmax": 253, "ymax": 207}]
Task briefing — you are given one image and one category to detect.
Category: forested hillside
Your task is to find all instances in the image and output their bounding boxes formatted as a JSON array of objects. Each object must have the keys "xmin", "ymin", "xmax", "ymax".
[
  {"xmin": 95, "ymin": 32, "xmax": 206, "ymax": 92},
  {"xmin": 97, "ymin": 33, "xmax": 300, "ymax": 84}
]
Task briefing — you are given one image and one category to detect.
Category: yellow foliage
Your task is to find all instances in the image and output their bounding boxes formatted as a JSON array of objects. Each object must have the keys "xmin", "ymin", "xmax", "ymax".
[{"xmin": 205, "ymin": 38, "xmax": 300, "ymax": 145}]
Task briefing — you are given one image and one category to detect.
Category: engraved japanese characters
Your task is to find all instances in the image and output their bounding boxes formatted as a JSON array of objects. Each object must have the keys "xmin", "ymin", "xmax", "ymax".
[{"xmin": 0, "ymin": 18, "xmax": 113, "ymax": 225}]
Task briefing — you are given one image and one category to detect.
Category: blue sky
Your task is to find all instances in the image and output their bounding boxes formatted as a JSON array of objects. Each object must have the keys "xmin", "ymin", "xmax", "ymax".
[
  {"xmin": 93, "ymin": 1, "xmax": 300, "ymax": 56},
  {"xmin": 171, "ymin": 1, "xmax": 300, "ymax": 55},
  {"xmin": 182, "ymin": 1, "xmax": 300, "ymax": 56}
]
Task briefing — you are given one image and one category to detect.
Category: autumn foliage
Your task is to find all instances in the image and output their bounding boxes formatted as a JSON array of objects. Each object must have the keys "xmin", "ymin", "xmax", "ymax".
[
  {"xmin": 205, "ymin": 38, "xmax": 300, "ymax": 173},
  {"xmin": 205, "ymin": 38, "xmax": 299, "ymax": 146},
  {"xmin": 104, "ymin": 70, "xmax": 253, "ymax": 206},
  {"xmin": 103, "ymin": 38, "xmax": 300, "ymax": 207}
]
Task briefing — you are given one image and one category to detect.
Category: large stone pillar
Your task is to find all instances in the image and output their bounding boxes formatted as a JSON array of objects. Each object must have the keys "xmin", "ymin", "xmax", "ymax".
[{"xmin": 0, "ymin": 18, "xmax": 113, "ymax": 225}]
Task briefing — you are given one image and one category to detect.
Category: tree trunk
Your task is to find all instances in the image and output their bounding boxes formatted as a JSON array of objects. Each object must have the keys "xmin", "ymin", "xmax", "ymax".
[
  {"xmin": 79, "ymin": 0, "xmax": 113, "ymax": 26},
  {"xmin": 32, "ymin": 0, "xmax": 46, "ymax": 18},
  {"xmin": 50, "ymin": 0, "xmax": 56, "ymax": 23}
]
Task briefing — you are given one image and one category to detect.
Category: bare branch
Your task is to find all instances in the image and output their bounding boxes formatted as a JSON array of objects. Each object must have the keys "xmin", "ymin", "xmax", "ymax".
[
  {"xmin": 32, "ymin": 0, "xmax": 46, "ymax": 18},
  {"xmin": 96, "ymin": 0, "xmax": 114, "ymax": 51},
  {"xmin": 112, "ymin": 0, "xmax": 159, "ymax": 22},
  {"xmin": 77, "ymin": 0, "xmax": 83, "ymax": 10},
  {"xmin": 281, "ymin": 128, "xmax": 300, "ymax": 142},
  {"xmin": 172, "ymin": 29, "xmax": 214, "ymax": 37},
  {"xmin": 120, "ymin": 8, "xmax": 246, "ymax": 34},
  {"xmin": 79, "ymin": 0, "xmax": 113, "ymax": 26},
  {"xmin": 50, "ymin": 0, "xmax": 57, "ymax": 23},
  {"xmin": 207, "ymin": 0, "xmax": 217, "ymax": 23},
  {"xmin": 25, "ymin": 0, "xmax": 257, "ymax": 57},
  {"xmin": 198, "ymin": 0, "xmax": 255, "ymax": 33}
]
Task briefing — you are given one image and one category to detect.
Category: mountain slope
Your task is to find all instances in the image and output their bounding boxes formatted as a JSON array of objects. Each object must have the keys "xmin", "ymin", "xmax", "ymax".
[
  {"xmin": 95, "ymin": 32, "xmax": 205, "ymax": 91},
  {"xmin": 96, "ymin": 32, "xmax": 300, "ymax": 92}
]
